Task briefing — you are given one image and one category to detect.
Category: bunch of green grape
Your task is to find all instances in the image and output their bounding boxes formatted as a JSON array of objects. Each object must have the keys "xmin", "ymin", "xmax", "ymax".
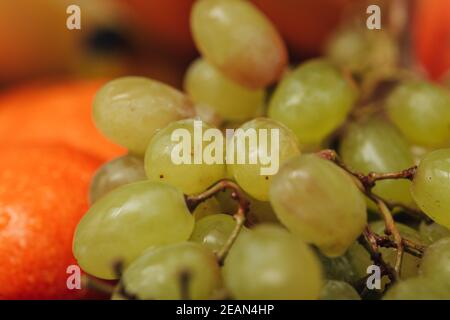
[{"xmin": 73, "ymin": 0, "xmax": 450, "ymax": 300}]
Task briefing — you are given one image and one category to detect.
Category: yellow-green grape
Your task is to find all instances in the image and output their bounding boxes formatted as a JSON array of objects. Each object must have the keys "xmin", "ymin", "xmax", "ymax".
[
  {"xmin": 223, "ymin": 225, "xmax": 323, "ymax": 300},
  {"xmin": 325, "ymin": 27, "xmax": 398, "ymax": 75},
  {"xmin": 419, "ymin": 221, "xmax": 450, "ymax": 244},
  {"xmin": 348, "ymin": 221, "xmax": 423, "ymax": 282},
  {"xmin": 191, "ymin": 0, "xmax": 287, "ymax": 89},
  {"xmin": 114, "ymin": 242, "xmax": 222, "ymax": 300},
  {"xmin": 318, "ymin": 253, "xmax": 360, "ymax": 284},
  {"xmin": 93, "ymin": 77, "xmax": 195, "ymax": 155},
  {"xmin": 270, "ymin": 154, "xmax": 367, "ymax": 256},
  {"xmin": 419, "ymin": 237, "xmax": 450, "ymax": 281},
  {"xmin": 194, "ymin": 104, "xmax": 223, "ymax": 128},
  {"xmin": 319, "ymin": 280, "xmax": 361, "ymax": 300},
  {"xmin": 73, "ymin": 181, "xmax": 194, "ymax": 279},
  {"xmin": 383, "ymin": 277, "xmax": 450, "ymax": 300},
  {"xmin": 247, "ymin": 198, "xmax": 279, "ymax": 224},
  {"xmin": 89, "ymin": 154, "xmax": 146, "ymax": 204},
  {"xmin": 215, "ymin": 188, "xmax": 279, "ymax": 223},
  {"xmin": 190, "ymin": 214, "xmax": 239, "ymax": 252},
  {"xmin": 145, "ymin": 119, "xmax": 226, "ymax": 195},
  {"xmin": 268, "ymin": 59, "xmax": 358, "ymax": 145},
  {"xmin": 228, "ymin": 117, "xmax": 300, "ymax": 201},
  {"xmin": 340, "ymin": 117, "xmax": 415, "ymax": 207},
  {"xmin": 411, "ymin": 149, "xmax": 450, "ymax": 228},
  {"xmin": 185, "ymin": 59, "xmax": 265, "ymax": 121},
  {"xmin": 386, "ymin": 81, "xmax": 450, "ymax": 148},
  {"xmin": 193, "ymin": 197, "xmax": 222, "ymax": 221}
]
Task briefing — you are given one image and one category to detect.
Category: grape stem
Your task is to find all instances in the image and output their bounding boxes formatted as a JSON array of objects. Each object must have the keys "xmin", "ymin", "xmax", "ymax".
[
  {"xmin": 185, "ymin": 179, "xmax": 250, "ymax": 265},
  {"xmin": 317, "ymin": 149, "xmax": 426, "ymax": 278},
  {"xmin": 82, "ymin": 275, "xmax": 115, "ymax": 296},
  {"xmin": 360, "ymin": 227, "xmax": 397, "ymax": 283}
]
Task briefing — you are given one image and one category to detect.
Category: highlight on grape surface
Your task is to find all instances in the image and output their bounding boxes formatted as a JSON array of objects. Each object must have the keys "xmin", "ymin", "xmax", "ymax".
[{"xmin": 1, "ymin": 0, "xmax": 450, "ymax": 304}]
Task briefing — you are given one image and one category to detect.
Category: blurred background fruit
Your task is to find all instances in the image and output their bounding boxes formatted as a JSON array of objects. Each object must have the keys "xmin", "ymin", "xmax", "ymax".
[
  {"xmin": 0, "ymin": 80, "xmax": 125, "ymax": 161},
  {"xmin": 0, "ymin": 145, "xmax": 100, "ymax": 299},
  {"xmin": 413, "ymin": 0, "xmax": 450, "ymax": 80}
]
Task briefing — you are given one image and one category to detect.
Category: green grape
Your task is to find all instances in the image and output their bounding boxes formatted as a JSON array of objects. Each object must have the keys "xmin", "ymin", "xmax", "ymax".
[
  {"xmin": 386, "ymin": 80, "xmax": 450, "ymax": 148},
  {"xmin": 419, "ymin": 221, "xmax": 450, "ymax": 244},
  {"xmin": 190, "ymin": 214, "xmax": 238, "ymax": 252},
  {"xmin": 214, "ymin": 188, "xmax": 279, "ymax": 223},
  {"xmin": 185, "ymin": 59, "xmax": 265, "ymax": 121},
  {"xmin": 268, "ymin": 59, "xmax": 357, "ymax": 145},
  {"xmin": 340, "ymin": 117, "xmax": 415, "ymax": 207},
  {"xmin": 145, "ymin": 119, "xmax": 226, "ymax": 195},
  {"xmin": 383, "ymin": 277, "xmax": 450, "ymax": 300},
  {"xmin": 73, "ymin": 181, "xmax": 194, "ymax": 279},
  {"xmin": 93, "ymin": 77, "xmax": 195, "ymax": 155},
  {"xmin": 223, "ymin": 225, "xmax": 323, "ymax": 299},
  {"xmin": 228, "ymin": 117, "xmax": 300, "ymax": 201},
  {"xmin": 325, "ymin": 27, "xmax": 398, "ymax": 75},
  {"xmin": 190, "ymin": 0, "xmax": 287, "ymax": 89},
  {"xmin": 89, "ymin": 154, "xmax": 146, "ymax": 204},
  {"xmin": 419, "ymin": 237, "xmax": 450, "ymax": 281},
  {"xmin": 114, "ymin": 242, "xmax": 222, "ymax": 300},
  {"xmin": 193, "ymin": 197, "xmax": 222, "ymax": 221},
  {"xmin": 319, "ymin": 280, "xmax": 361, "ymax": 300},
  {"xmin": 194, "ymin": 104, "xmax": 223, "ymax": 128},
  {"xmin": 270, "ymin": 154, "xmax": 367, "ymax": 256},
  {"xmin": 348, "ymin": 221, "xmax": 423, "ymax": 283},
  {"xmin": 411, "ymin": 149, "xmax": 450, "ymax": 228},
  {"xmin": 318, "ymin": 252, "xmax": 360, "ymax": 284},
  {"xmin": 247, "ymin": 198, "xmax": 279, "ymax": 224}
]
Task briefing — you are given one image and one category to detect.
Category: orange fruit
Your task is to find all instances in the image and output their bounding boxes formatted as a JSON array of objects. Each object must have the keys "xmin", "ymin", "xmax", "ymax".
[
  {"xmin": 252, "ymin": 0, "xmax": 351, "ymax": 56},
  {"xmin": 0, "ymin": 145, "xmax": 101, "ymax": 299},
  {"xmin": 120, "ymin": 0, "xmax": 196, "ymax": 59},
  {"xmin": 413, "ymin": 0, "xmax": 450, "ymax": 80},
  {"xmin": 0, "ymin": 79, "xmax": 125, "ymax": 161}
]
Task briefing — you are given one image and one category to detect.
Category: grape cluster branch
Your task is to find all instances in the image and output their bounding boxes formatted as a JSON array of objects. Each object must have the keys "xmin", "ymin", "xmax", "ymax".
[
  {"xmin": 186, "ymin": 179, "xmax": 250, "ymax": 265},
  {"xmin": 317, "ymin": 149, "xmax": 426, "ymax": 279}
]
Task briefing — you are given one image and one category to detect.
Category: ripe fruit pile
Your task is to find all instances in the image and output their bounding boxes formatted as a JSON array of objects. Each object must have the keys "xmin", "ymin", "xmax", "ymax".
[{"xmin": 74, "ymin": 0, "xmax": 450, "ymax": 300}]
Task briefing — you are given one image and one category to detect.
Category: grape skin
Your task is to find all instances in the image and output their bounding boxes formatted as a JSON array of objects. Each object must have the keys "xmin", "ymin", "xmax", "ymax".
[
  {"xmin": 93, "ymin": 77, "xmax": 195, "ymax": 155},
  {"xmin": 411, "ymin": 149, "xmax": 450, "ymax": 229},
  {"xmin": 383, "ymin": 277, "xmax": 450, "ymax": 300},
  {"xmin": 73, "ymin": 181, "xmax": 194, "ymax": 279},
  {"xmin": 190, "ymin": 214, "xmax": 241, "ymax": 253},
  {"xmin": 145, "ymin": 119, "xmax": 226, "ymax": 195},
  {"xmin": 325, "ymin": 27, "xmax": 398, "ymax": 75},
  {"xmin": 223, "ymin": 225, "xmax": 323, "ymax": 300},
  {"xmin": 228, "ymin": 117, "xmax": 300, "ymax": 201},
  {"xmin": 319, "ymin": 280, "xmax": 360, "ymax": 300},
  {"xmin": 191, "ymin": 0, "xmax": 287, "ymax": 89},
  {"xmin": 193, "ymin": 197, "xmax": 222, "ymax": 221},
  {"xmin": 270, "ymin": 154, "xmax": 367, "ymax": 257},
  {"xmin": 419, "ymin": 221, "xmax": 450, "ymax": 244},
  {"xmin": 185, "ymin": 59, "xmax": 265, "ymax": 121},
  {"xmin": 214, "ymin": 188, "xmax": 280, "ymax": 224},
  {"xmin": 268, "ymin": 59, "xmax": 357, "ymax": 145},
  {"xmin": 114, "ymin": 242, "xmax": 222, "ymax": 300},
  {"xmin": 419, "ymin": 237, "xmax": 450, "ymax": 281},
  {"xmin": 89, "ymin": 154, "xmax": 146, "ymax": 204},
  {"xmin": 386, "ymin": 80, "xmax": 450, "ymax": 148},
  {"xmin": 340, "ymin": 117, "xmax": 415, "ymax": 207}
]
